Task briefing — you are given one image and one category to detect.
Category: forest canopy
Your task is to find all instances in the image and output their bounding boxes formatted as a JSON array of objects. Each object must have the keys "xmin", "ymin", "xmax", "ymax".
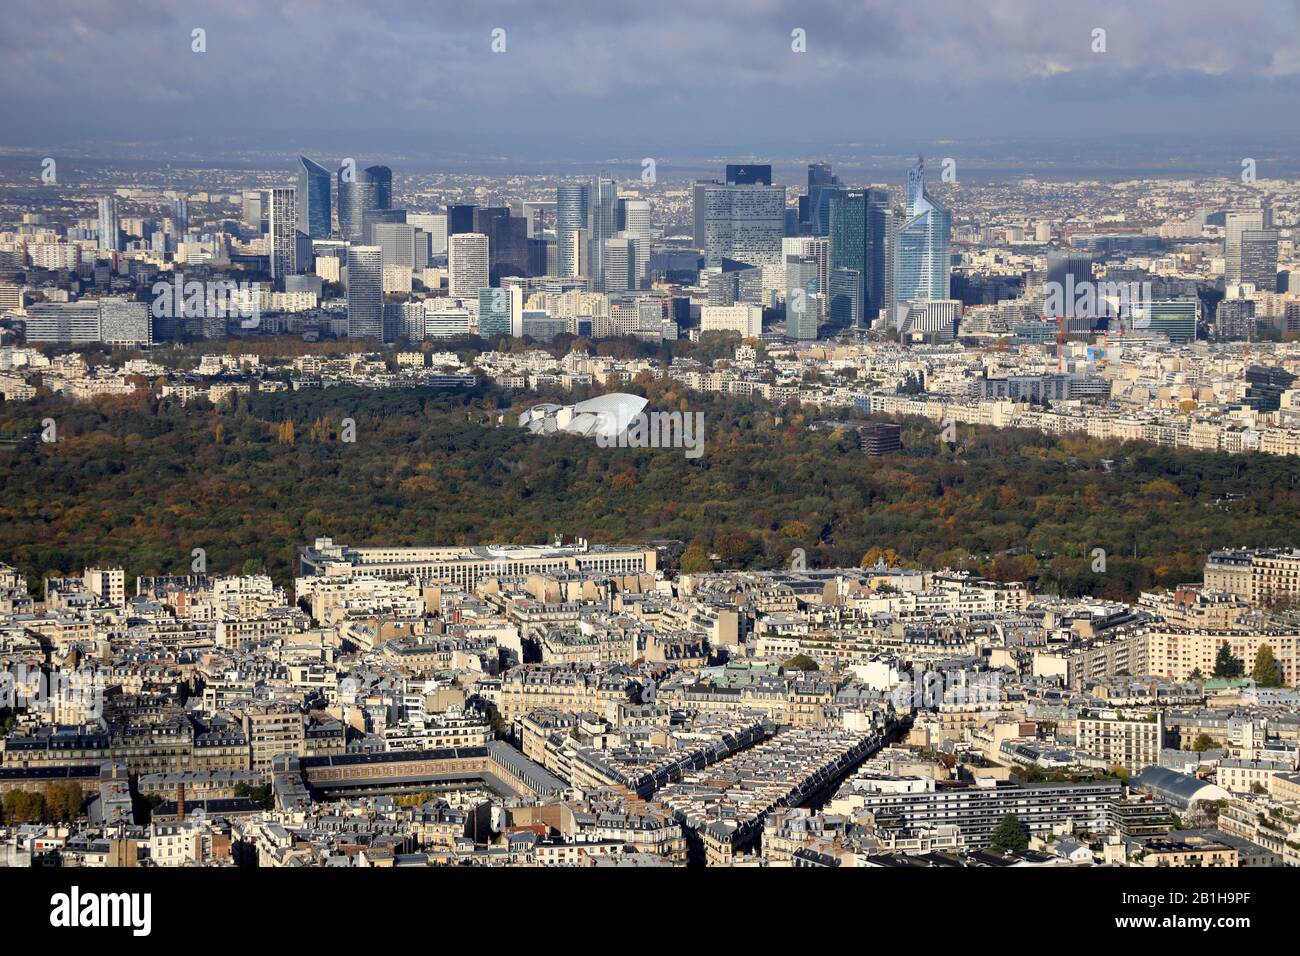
[{"xmin": 0, "ymin": 376, "xmax": 1296, "ymax": 600}]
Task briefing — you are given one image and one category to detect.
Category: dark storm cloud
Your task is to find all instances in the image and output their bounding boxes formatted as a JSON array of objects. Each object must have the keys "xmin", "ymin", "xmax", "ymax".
[{"xmin": 3, "ymin": 0, "xmax": 1299, "ymax": 154}]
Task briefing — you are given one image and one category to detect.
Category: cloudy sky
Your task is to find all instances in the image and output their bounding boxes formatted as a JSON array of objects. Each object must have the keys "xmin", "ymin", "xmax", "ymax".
[{"xmin": 5, "ymin": 0, "xmax": 1300, "ymax": 160}]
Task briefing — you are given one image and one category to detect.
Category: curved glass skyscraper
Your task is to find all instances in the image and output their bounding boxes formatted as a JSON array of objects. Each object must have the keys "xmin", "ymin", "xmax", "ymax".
[
  {"xmin": 556, "ymin": 183, "xmax": 589, "ymax": 278},
  {"xmin": 296, "ymin": 156, "xmax": 332, "ymax": 240},
  {"xmin": 338, "ymin": 164, "xmax": 392, "ymax": 243},
  {"xmin": 893, "ymin": 157, "xmax": 951, "ymax": 307}
]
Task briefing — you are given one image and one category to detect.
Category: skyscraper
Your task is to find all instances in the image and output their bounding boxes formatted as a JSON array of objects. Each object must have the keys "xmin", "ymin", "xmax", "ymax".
[
  {"xmin": 586, "ymin": 177, "xmax": 617, "ymax": 291},
  {"xmin": 785, "ymin": 253, "xmax": 821, "ymax": 340},
  {"xmin": 97, "ymin": 197, "xmax": 120, "ymax": 252},
  {"xmin": 893, "ymin": 157, "xmax": 951, "ymax": 308},
  {"xmin": 407, "ymin": 213, "xmax": 448, "ymax": 258},
  {"xmin": 1240, "ymin": 229, "xmax": 1280, "ymax": 291},
  {"xmin": 473, "ymin": 207, "xmax": 528, "ymax": 284},
  {"xmin": 241, "ymin": 190, "xmax": 266, "ymax": 233},
  {"xmin": 556, "ymin": 184, "xmax": 589, "ymax": 279},
  {"xmin": 1224, "ymin": 209, "xmax": 1264, "ymax": 285},
  {"xmin": 448, "ymin": 233, "xmax": 489, "ymax": 298},
  {"xmin": 268, "ymin": 186, "xmax": 298, "ymax": 284},
  {"xmin": 602, "ymin": 236, "xmax": 633, "ymax": 293},
  {"xmin": 447, "ymin": 204, "xmax": 477, "ymax": 236},
  {"xmin": 373, "ymin": 222, "xmax": 418, "ymax": 272},
  {"xmin": 700, "ymin": 181, "xmax": 785, "ymax": 269},
  {"xmin": 829, "ymin": 266, "xmax": 863, "ymax": 329},
  {"xmin": 1045, "ymin": 250, "xmax": 1095, "ymax": 321},
  {"xmin": 726, "ymin": 164, "xmax": 772, "ymax": 185},
  {"xmin": 783, "ymin": 237, "xmax": 829, "ymax": 300},
  {"xmin": 296, "ymin": 156, "xmax": 332, "ymax": 240},
  {"xmin": 362, "ymin": 208, "xmax": 406, "ymax": 245},
  {"xmin": 829, "ymin": 187, "xmax": 892, "ymax": 327},
  {"xmin": 802, "ymin": 163, "xmax": 840, "ymax": 236},
  {"xmin": 692, "ymin": 180, "xmax": 719, "ymax": 250},
  {"xmin": 172, "ymin": 198, "xmax": 189, "ymax": 235},
  {"xmin": 478, "ymin": 287, "xmax": 513, "ymax": 337},
  {"xmin": 346, "ymin": 245, "xmax": 383, "ymax": 339},
  {"xmin": 338, "ymin": 164, "xmax": 392, "ymax": 243},
  {"xmin": 621, "ymin": 199, "xmax": 653, "ymax": 289}
]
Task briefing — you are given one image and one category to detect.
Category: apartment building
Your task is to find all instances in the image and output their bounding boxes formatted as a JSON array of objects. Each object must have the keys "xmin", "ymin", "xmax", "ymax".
[
  {"xmin": 851, "ymin": 778, "xmax": 1124, "ymax": 848},
  {"xmin": 1144, "ymin": 628, "xmax": 1300, "ymax": 685},
  {"xmin": 1205, "ymin": 549, "xmax": 1300, "ymax": 605},
  {"xmin": 1074, "ymin": 710, "xmax": 1163, "ymax": 775}
]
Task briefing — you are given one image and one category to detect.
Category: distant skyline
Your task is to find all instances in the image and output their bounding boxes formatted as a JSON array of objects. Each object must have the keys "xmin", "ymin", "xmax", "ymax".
[{"xmin": 5, "ymin": 0, "xmax": 1300, "ymax": 162}]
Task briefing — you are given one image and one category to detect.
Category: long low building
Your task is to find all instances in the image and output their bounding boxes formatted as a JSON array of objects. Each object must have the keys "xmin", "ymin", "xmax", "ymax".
[
  {"xmin": 298, "ymin": 537, "xmax": 657, "ymax": 590},
  {"xmin": 296, "ymin": 742, "xmax": 568, "ymax": 801},
  {"xmin": 851, "ymin": 778, "xmax": 1125, "ymax": 848}
]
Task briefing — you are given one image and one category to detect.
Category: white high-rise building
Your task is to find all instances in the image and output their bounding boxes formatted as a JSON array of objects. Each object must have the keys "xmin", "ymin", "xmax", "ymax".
[
  {"xmin": 346, "ymin": 245, "xmax": 383, "ymax": 339},
  {"xmin": 97, "ymin": 197, "xmax": 120, "ymax": 253},
  {"xmin": 373, "ymin": 222, "xmax": 418, "ymax": 272},
  {"xmin": 1224, "ymin": 210, "xmax": 1265, "ymax": 285},
  {"xmin": 782, "ymin": 237, "xmax": 829, "ymax": 296},
  {"xmin": 603, "ymin": 236, "xmax": 633, "ymax": 293},
  {"xmin": 449, "ymin": 233, "xmax": 489, "ymax": 298},
  {"xmin": 407, "ymin": 213, "xmax": 448, "ymax": 258},
  {"xmin": 621, "ymin": 199, "xmax": 653, "ymax": 289},
  {"xmin": 268, "ymin": 186, "xmax": 298, "ymax": 284}
]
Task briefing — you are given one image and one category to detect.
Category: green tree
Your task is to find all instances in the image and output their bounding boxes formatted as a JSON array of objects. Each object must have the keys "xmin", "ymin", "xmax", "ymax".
[
  {"xmin": 233, "ymin": 782, "xmax": 274, "ymax": 810},
  {"xmin": 990, "ymin": 813, "xmax": 1029, "ymax": 853},
  {"xmin": 1213, "ymin": 643, "xmax": 1245, "ymax": 679},
  {"xmin": 1252, "ymin": 644, "xmax": 1282, "ymax": 688},
  {"xmin": 1191, "ymin": 732, "xmax": 1217, "ymax": 753},
  {"xmin": 679, "ymin": 545, "xmax": 712, "ymax": 573},
  {"xmin": 782, "ymin": 654, "xmax": 820, "ymax": 672},
  {"xmin": 2, "ymin": 789, "xmax": 46, "ymax": 824}
]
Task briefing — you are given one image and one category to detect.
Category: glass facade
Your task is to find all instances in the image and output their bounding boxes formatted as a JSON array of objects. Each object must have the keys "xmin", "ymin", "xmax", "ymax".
[
  {"xmin": 296, "ymin": 156, "xmax": 332, "ymax": 240},
  {"xmin": 893, "ymin": 158, "xmax": 951, "ymax": 308}
]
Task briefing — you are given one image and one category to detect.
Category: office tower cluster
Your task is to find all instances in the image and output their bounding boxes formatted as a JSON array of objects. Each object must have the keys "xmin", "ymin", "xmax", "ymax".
[
  {"xmin": 30, "ymin": 149, "xmax": 962, "ymax": 350},
  {"xmin": 553, "ymin": 177, "xmax": 656, "ymax": 294}
]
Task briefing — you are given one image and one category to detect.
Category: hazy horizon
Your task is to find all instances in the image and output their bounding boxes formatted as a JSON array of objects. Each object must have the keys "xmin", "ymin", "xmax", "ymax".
[{"xmin": 4, "ymin": 0, "xmax": 1300, "ymax": 168}]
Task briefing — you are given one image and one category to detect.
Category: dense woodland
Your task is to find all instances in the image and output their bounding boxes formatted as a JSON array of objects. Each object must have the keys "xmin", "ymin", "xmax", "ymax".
[{"xmin": 1, "ymin": 372, "xmax": 1298, "ymax": 601}]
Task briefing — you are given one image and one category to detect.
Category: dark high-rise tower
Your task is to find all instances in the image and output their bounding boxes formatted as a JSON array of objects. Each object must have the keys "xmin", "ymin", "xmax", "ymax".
[
  {"xmin": 473, "ymin": 206, "xmax": 529, "ymax": 283},
  {"xmin": 446, "ymin": 204, "xmax": 477, "ymax": 236},
  {"xmin": 801, "ymin": 163, "xmax": 840, "ymax": 236},
  {"xmin": 829, "ymin": 186, "xmax": 893, "ymax": 327},
  {"xmin": 725, "ymin": 164, "xmax": 772, "ymax": 186},
  {"xmin": 172, "ymin": 198, "xmax": 189, "ymax": 234}
]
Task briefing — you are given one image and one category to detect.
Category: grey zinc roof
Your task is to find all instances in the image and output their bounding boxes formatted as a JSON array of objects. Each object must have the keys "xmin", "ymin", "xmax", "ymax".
[{"xmin": 1132, "ymin": 765, "xmax": 1226, "ymax": 808}]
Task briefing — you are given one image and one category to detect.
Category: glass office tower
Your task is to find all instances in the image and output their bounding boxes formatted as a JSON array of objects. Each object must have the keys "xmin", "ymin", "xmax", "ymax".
[
  {"xmin": 338, "ymin": 164, "xmax": 392, "ymax": 243},
  {"xmin": 893, "ymin": 157, "xmax": 951, "ymax": 308},
  {"xmin": 296, "ymin": 156, "xmax": 332, "ymax": 240},
  {"xmin": 556, "ymin": 183, "xmax": 589, "ymax": 279}
]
